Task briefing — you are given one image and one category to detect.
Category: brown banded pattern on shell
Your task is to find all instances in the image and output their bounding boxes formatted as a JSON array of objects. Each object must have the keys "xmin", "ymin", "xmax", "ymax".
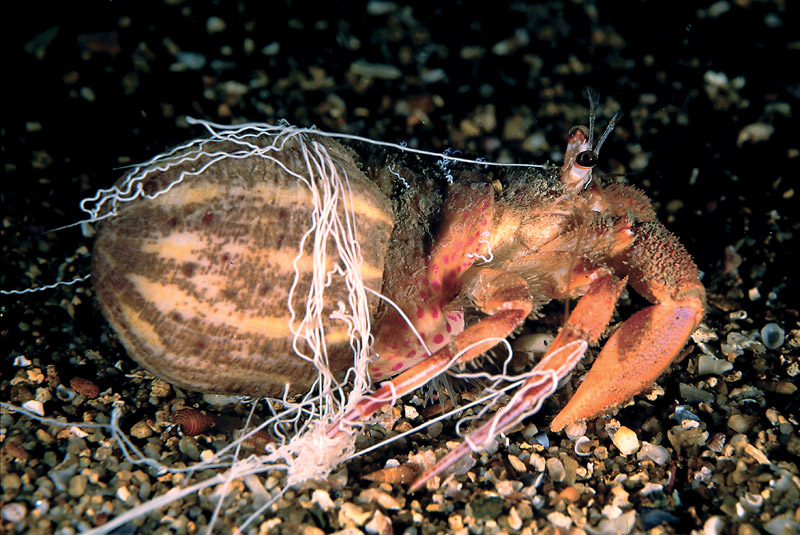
[{"xmin": 92, "ymin": 136, "xmax": 394, "ymax": 397}]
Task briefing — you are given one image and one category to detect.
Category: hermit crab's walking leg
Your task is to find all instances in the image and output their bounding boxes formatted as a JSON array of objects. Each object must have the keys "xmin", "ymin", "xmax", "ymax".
[
  {"xmin": 326, "ymin": 266, "xmax": 534, "ymax": 438},
  {"xmin": 327, "ymin": 180, "xmax": 536, "ymax": 438},
  {"xmin": 410, "ymin": 273, "xmax": 626, "ymax": 490}
]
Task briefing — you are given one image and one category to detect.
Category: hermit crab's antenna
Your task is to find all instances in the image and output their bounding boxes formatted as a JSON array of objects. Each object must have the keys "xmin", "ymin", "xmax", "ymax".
[
  {"xmin": 578, "ymin": 88, "xmax": 623, "ymax": 171},
  {"xmin": 586, "ymin": 87, "xmax": 601, "ymax": 148}
]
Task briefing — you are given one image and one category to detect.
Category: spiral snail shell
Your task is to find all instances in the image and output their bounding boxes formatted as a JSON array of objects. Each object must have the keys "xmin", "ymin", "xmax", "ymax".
[{"xmin": 91, "ymin": 131, "xmax": 394, "ymax": 398}]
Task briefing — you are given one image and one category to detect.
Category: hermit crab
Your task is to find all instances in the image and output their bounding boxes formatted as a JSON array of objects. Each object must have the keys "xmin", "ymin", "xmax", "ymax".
[{"xmin": 90, "ymin": 103, "xmax": 705, "ymax": 489}]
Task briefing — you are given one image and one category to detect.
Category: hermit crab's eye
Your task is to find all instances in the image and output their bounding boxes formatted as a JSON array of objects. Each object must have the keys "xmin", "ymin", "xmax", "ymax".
[
  {"xmin": 568, "ymin": 125, "xmax": 589, "ymax": 138},
  {"xmin": 576, "ymin": 150, "xmax": 598, "ymax": 169}
]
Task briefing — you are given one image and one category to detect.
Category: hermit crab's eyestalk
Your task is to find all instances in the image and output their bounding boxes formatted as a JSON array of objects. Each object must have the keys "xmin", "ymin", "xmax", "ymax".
[{"xmin": 562, "ymin": 90, "xmax": 623, "ymax": 191}]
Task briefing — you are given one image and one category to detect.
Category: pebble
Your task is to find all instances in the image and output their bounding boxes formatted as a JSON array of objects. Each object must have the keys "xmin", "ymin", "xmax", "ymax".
[
  {"xmin": 366, "ymin": 0, "xmax": 398, "ymax": 16},
  {"xmin": 174, "ymin": 52, "xmax": 206, "ymax": 71},
  {"xmin": 764, "ymin": 515, "xmax": 800, "ymax": 535},
  {"xmin": 129, "ymin": 420, "xmax": 153, "ymax": 439},
  {"xmin": 564, "ymin": 420, "xmax": 587, "ymax": 440},
  {"xmin": 595, "ymin": 510, "xmax": 636, "ymax": 535},
  {"xmin": 558, "ymin": 486, "xmax": 581, "ymax": 503},
  {"xmin": 612, "ymin": 426, "xmax": 640, "ymax": 455},
  {"xmin": 70, "ymin": 377, "xmax": 100, "ymax": 399},
  {"xmin": 117, "ymin": 485, "xmax": 132, "ymax": 504},
  {"xmin": 348, "ymin": 60, "xmax": 402, "ymax": 80},
  {"xmin": 178, "ymin": 436, "xmax": 201, "ymax": 460},
  {"xmin": 68, "ymin": 475, "xmax": 88, "ymax": 497},
  {"xmin": 365, "ymin": 509, "xmax": 392, "ymax": 535},
  {"xmin": 640, "ymin": 508, "xmax": 679, "ymax": 530},
  {"xmin": 546, "ymin": 511, "xmax": 572, "ymax": 529},
  {"xmin": 728, "ymin": 414, "xmax": 758, "ymax": 433},
  {"xmin": 426, "ymin": 421, "xmax": 443, "ymax": 438},
  {"xmin": 358, "ymin": 488, "xmax": 403, "ymax": 510},
  {"xmin": 507, "ymin": 454, "xmax": 527, "ymax": 473},
  {"xmin": 673, "ymin": 405, "xmax": 702, "ymax": 422},
  {"xmin": 534, "ymin": 432, "xmax": 549, "ymax": 448},
  {"xmin": 521, "ymin": 423, "xmax": 538, "ymax": 442},
  {"xmin": 507, "ymin": 506, "xmax": 523, "ymax": 531},
  {"xmin": 546, "ymin": 457, "xmax": 565, "ymax": 482},
  {"xmin": 679, "ymin": 383, "xmax": 715, "ymax": 403},
  {"xmin": 339, "ymin": 502, "xmax": 371, "ymax": 526},
  {"xmin": 13, "ymin": 355, "xmax": 32, "ymax": 367},
  {"xmin": 494, "ymin": 479, "xmax": 518, "ymax": 497},
  {"xmin": 638, "ymin": 441, "xmax": 669, "ymax": 465},
  {"xmin": 22, "ymin": 399, "xmax": 44, "ymax": 416},
  {"xmin": 737, "ymin": 122, "xmax": 775, "ymax": 146},
  {"xmin": 206, "ymin": 16, "xmax": 227, "ymax": 34},
  {"xmin": 1, "ymin": 503, "xmax": 26, "ymax": 523}
]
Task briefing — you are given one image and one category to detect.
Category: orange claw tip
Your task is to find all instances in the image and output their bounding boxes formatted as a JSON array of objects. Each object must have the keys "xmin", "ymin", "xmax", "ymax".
[{"xmin": 549, "ymin": 303, "xmax": 704, "ymax": 432}]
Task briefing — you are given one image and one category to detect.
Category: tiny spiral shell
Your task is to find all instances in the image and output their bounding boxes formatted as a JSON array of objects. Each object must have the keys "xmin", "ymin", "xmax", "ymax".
[
  {"xmin": 363, "ymin": 462, "xmax": 421, "ymax": 485},
  {"xmin": 238, "ymin": 429, "xmax": 277, "ymax": 453},
  {"xmin": 172, "ymin": 408, "xmax": 218, "ymax": 436}
]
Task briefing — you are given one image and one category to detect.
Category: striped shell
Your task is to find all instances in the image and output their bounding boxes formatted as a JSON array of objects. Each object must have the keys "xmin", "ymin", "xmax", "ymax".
[
  {"xmin": 92, "ymin": 135, "xmax": 394, "ymax": 397},
  {"xmin": 172, "ymin": 407, "xmax": 218, "ymax": 436}
]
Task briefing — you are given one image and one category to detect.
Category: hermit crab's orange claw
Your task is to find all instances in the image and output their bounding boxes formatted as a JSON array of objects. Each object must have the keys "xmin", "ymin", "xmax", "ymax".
[
  {"xmin": 551, "ymin": 221, "xmax": 706, "ymax": 431},
  {"xmin": 550, "ymin": 297, "xmax": 704, "ymax": 431}
]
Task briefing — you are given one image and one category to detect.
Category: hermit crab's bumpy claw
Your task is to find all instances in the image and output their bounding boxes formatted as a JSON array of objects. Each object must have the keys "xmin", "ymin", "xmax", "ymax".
[{"xmin": 548, "ymin": 219, "xmax": 706, "ymax": 432}]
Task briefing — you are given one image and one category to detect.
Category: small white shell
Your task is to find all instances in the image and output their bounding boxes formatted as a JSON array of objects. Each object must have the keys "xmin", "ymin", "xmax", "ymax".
[
  {"xmin": 697, "ymin": 354, "xmax": 734, "ymax": 376},
  {"xmin": 56, "ymin": 384, "xmax": 76, "ymax": 402},
  {"xmin": 611, "ymin": 426, "xmax": 640, "ymax": 456},
  {"xmin": 739, "ymin": 492, "xmax": 763, "ymax": 512},
  {"xmin": 574, "ymin": 436, "xmax": 593, "ymax": 457},
  {"xmin": 760, "ymin": 323, "xmax": 785, "ymax": 349},
  {"xmin": 512, "ymin": 333, "xmax": 555, "ymax": 355},
  {"xmin": 564, "ymin": 420, "xmax": 587, "ymax": 441}
]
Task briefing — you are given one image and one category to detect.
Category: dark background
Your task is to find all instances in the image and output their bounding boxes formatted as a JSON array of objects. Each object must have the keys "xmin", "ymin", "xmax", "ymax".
[{"xmin": 3, "ymin": 0, "xmax": 797, "ymax": 310}]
